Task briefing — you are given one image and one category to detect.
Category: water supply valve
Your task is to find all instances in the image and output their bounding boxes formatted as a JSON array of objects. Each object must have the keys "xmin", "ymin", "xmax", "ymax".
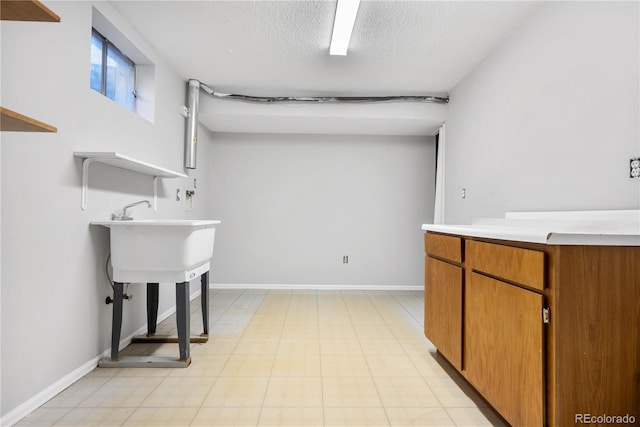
[{"xmin": 105, "ymin": 294, "xmax": 132, "ymax": 304}]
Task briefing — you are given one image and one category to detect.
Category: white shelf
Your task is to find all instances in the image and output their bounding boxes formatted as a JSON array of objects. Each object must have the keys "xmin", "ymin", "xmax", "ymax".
[
  {"xmin": 74, "ymin": 152, "xmax": 188, "ymax": 210},
  {"xmin": 74, "ymin": 152, "xmax": 187, "ymax": 178}
]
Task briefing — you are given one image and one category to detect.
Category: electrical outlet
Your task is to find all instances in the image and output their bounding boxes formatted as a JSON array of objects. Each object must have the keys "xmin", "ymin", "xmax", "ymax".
[
  {"xmin": 343, "ymin": 255, "xmax": 349, "ymax": 264},
  {"xmin": 630, "ymin": 157, "xmax": 640, "ymax": 178},
  {"xmin": 185, "ymin": 189, "xmax": 194, "ymax": 211}
]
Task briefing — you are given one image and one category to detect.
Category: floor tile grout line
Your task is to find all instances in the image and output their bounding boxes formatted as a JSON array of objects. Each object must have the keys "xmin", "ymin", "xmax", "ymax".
[
  {"xmin": 339, "ymin": 290, "xmax": 393, "ymax": 427},
  {"xmin": 387, "ymin": 289, "xmax": 425, "ymax": 326},
  {"xmin": 69, "ymin": 367, "xmax": 164, "ymax": 422},
  {"xmin": 186, "ymin": 289, "xmax": 249, "ymax": 427},
  {"xmin": 254, "ymin": 289, "xmax": 292, "ymax": 426},
  {"xmin": 189, "ymin": 289, "xmax": 260, "ymax": 426},
  {"xmin": 361, "ymin": 290, "xmax": 405, "ymax": 427},
  {"xmin": 312, "ymin": 290, "xmax": 327, "ymax": 427},
  {"xmin": 364, "ymin": 290, "xmax": 457, "ymax": 425},
  {"xmin": 376, "ymin": 291, "xmax": 464, "ymax": 416}
]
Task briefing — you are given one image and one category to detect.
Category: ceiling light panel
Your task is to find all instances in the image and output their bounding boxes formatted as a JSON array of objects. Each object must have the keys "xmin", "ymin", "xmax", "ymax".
[{"xmin": 329, "ymin": 0, "xmax": 361, "ymax": 55}]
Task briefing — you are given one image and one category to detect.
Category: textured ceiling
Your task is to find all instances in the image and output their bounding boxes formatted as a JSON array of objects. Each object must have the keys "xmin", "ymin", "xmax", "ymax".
[{"xmin": 110, "ymin": 1, "xmax": 540, "ymax": 135}]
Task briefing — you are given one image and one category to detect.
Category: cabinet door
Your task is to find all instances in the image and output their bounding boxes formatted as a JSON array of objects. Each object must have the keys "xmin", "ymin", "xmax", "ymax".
[
  {"xmin": 424, "ymin": 256, "xmax": 463, "ymax": 370},
  {"xmin": 465, "ymin": 272, "xmax": 544, "ymax": 427}
]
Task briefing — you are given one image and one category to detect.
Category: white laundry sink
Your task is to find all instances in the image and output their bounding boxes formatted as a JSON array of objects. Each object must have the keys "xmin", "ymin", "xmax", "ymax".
[{"xmin": 92, "ymin": 220, "xmax": 221, "ymax": 283}]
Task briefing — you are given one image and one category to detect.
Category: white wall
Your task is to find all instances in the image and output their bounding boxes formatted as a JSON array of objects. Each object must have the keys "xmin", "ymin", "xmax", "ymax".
[
  {"xmin": 1, "ymin": 1, "xmax": 213, "ymax": 420},
  {"xmin": 444, "ymin": 1, "xmax": 640, "ymax": 224},
  {"xmin": 209, "ymin": 132, "xmax": 435, "ymax": 288}
]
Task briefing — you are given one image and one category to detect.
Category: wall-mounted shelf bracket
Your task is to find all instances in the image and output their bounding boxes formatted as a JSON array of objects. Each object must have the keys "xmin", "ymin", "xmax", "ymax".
[
  {"xmin": 153, "ymin": 176, "xmax": 161, "ymax": 212},
  {"xmin": 74, "ymin": 152, "xmax": 187, "ymax": 210}
]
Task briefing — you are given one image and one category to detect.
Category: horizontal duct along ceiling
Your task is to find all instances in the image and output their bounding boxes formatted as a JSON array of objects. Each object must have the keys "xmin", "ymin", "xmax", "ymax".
[
  {"xmin": 196, "ymin": 86, "xmax": 448, "ymax": 136},
  {"xmin": 208, "ymin": 92, "xmax": 449, "ymax": 105}
]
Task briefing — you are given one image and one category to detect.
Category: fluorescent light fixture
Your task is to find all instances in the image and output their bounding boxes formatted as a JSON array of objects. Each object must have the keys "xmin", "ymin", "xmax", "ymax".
[{"xmin": 329, "ymin": 0, "xmax": 361, "ymax": 56}]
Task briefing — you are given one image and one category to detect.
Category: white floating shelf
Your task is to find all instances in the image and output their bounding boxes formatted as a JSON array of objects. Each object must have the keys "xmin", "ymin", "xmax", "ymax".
[
  {"xmin": 74, "ymin": 152, "xmax": 188, "ymax": 210},
  {"xmin": 74, "ymin": 152, "xmax": 187, "ymax": 178}
]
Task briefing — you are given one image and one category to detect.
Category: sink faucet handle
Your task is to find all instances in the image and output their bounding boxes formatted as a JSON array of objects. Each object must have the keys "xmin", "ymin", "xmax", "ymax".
[
  {"xmin": 114, "ymin": 200, "xmax": 151, "ymax": 221},
  {"xmin": 111, "ymin": 209, "xmax": 125, "ymax": 220}
]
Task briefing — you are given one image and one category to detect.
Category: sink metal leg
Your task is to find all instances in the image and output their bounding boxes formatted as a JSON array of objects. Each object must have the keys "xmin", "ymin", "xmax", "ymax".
[
  {"xmin": 200, "ymin": 271, "xmax": 209, "ymax": 336},
  {"xmin": 111, "ymin": 282, "xmax": 124, "ymax": 360},
  {"xmin": 100, "ymin": 280, "xmax": 194, "ymax": 369},
  {"xmin": 176, "ymin": 281, "xmax": 191, "ymax": 361},
  {"xmin": 146, "ymin": 283, "xmax": 159, "ymax": 336}
]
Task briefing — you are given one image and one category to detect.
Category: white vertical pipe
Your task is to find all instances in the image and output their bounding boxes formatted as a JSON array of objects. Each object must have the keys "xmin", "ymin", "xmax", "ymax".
[
  {"xmin": 433, "ymin": 123, "xmax": 446, "ymax": 224},
  {"xmin": 185, "ymin": 79, "xmax": 200, "ymax": 169}
]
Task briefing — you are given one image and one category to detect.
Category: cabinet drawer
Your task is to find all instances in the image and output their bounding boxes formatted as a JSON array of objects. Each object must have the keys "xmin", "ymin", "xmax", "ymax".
[
  {"xmin": 466, "ymin": 240, "xmax": 544, "ymax": 291},
  {"xmin": 424, "ymin": 232, "xmax": 462, "ymax": 263}
]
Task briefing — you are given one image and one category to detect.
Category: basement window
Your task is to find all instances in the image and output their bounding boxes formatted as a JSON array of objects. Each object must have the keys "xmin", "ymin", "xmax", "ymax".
[
  {"xmin": 90, "ymin": 6, "xmax": 155, "ymax": 122},
  {"xmin": 90, "ymin": 29, "xmax": 136, "ymax": 111}
]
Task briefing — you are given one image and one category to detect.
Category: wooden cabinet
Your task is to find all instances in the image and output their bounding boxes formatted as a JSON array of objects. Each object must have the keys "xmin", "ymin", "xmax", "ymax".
[
  {"xmin": 465, "ymin": 273, "xmax": 544, "ymax": 427},
  {"xmin": 424, "ymin": 256, "xmax": 463, "ymax": 369},
  {"xmin": 424, "ymin": 232, "xmax": 462, "ymax": 263},
  {"xmin": 465, "ymin": 239, "xmax": 545, "ymax": 426},
  {"xmin": 550, "ymin": 245, "xmax": 640, "ymax": 425},
  {"xmin": 423, "ymin": 234, "xmax": 463, "ymax": 370},
  {"xmin": 424, "ymin": 231, "xmax": 640, "ymax": 427},
  {"xmin": 466, "ymin": 240, "xmax": 545, "ymax": 291}
]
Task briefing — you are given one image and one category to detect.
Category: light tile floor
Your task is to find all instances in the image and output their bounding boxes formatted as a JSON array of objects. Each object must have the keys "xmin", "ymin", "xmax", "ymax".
[{"xmin": 15, "ymin": 289, "xmax": 507, "ymax": 426}]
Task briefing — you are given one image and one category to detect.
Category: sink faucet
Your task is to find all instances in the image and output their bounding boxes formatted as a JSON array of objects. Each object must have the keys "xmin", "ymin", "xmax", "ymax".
[{"xmin": 112, "ymin": 200, "xmax": 151, "ymax": 221}]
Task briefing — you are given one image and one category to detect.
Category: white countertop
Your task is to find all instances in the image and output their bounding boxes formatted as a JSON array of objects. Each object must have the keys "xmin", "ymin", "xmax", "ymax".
[{"xmin": 421, "ymin": 210, "xmax": 640, "ymax": 246}]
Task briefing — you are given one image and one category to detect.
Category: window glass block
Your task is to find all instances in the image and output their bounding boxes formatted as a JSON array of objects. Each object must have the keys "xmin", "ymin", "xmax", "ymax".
[
  {"xmin": 90, "ymin": 31, "xmax": 103, "ymax": 94},
  {"xmin": 106, "ymin": 43, "xmax": 136, "ymax": 111}
]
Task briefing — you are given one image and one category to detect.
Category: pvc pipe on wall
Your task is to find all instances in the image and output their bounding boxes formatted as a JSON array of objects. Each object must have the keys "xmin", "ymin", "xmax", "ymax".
[{"xmin": 185, "ymin": 79, "xmax": 200, "ymax": 169}]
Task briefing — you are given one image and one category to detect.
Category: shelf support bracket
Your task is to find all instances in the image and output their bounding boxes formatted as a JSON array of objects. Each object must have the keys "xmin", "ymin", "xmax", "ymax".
[
  {"xmin": 81, "ymin": 158, "xmax": 93, "ymax": 210},
  {"xmin": 75, "ymin": 152, "xmax": 186, "ymax": 211},
  {"xmin": 153, "ymin": 176, "xmax": 159, "ymax": 212},
  {"xmin": 81, "ymin": 158, "xmax": 161, "ymax": 211}
]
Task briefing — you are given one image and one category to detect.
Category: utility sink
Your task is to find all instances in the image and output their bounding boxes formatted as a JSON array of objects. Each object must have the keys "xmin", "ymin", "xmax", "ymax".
[
  {"xmin": 92, "ymin": 219, "xmax": 221, "ymax": 368},
  {"xmin": 92, "ymin": 220, "xmax": 221, "ymax": 283}
]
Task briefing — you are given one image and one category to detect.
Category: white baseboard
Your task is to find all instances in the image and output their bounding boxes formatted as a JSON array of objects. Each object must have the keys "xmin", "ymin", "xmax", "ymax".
[
  {"xmin": 210, "ymin": 283, "xmax": 423, "ymax": 291},
  {"xmin": 1, "ymin": 356, "xmax": 100, "ymax": 427},
  {"xmin": 1, "ymin": 289, "xmax": 202, "ymax": 427}
]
